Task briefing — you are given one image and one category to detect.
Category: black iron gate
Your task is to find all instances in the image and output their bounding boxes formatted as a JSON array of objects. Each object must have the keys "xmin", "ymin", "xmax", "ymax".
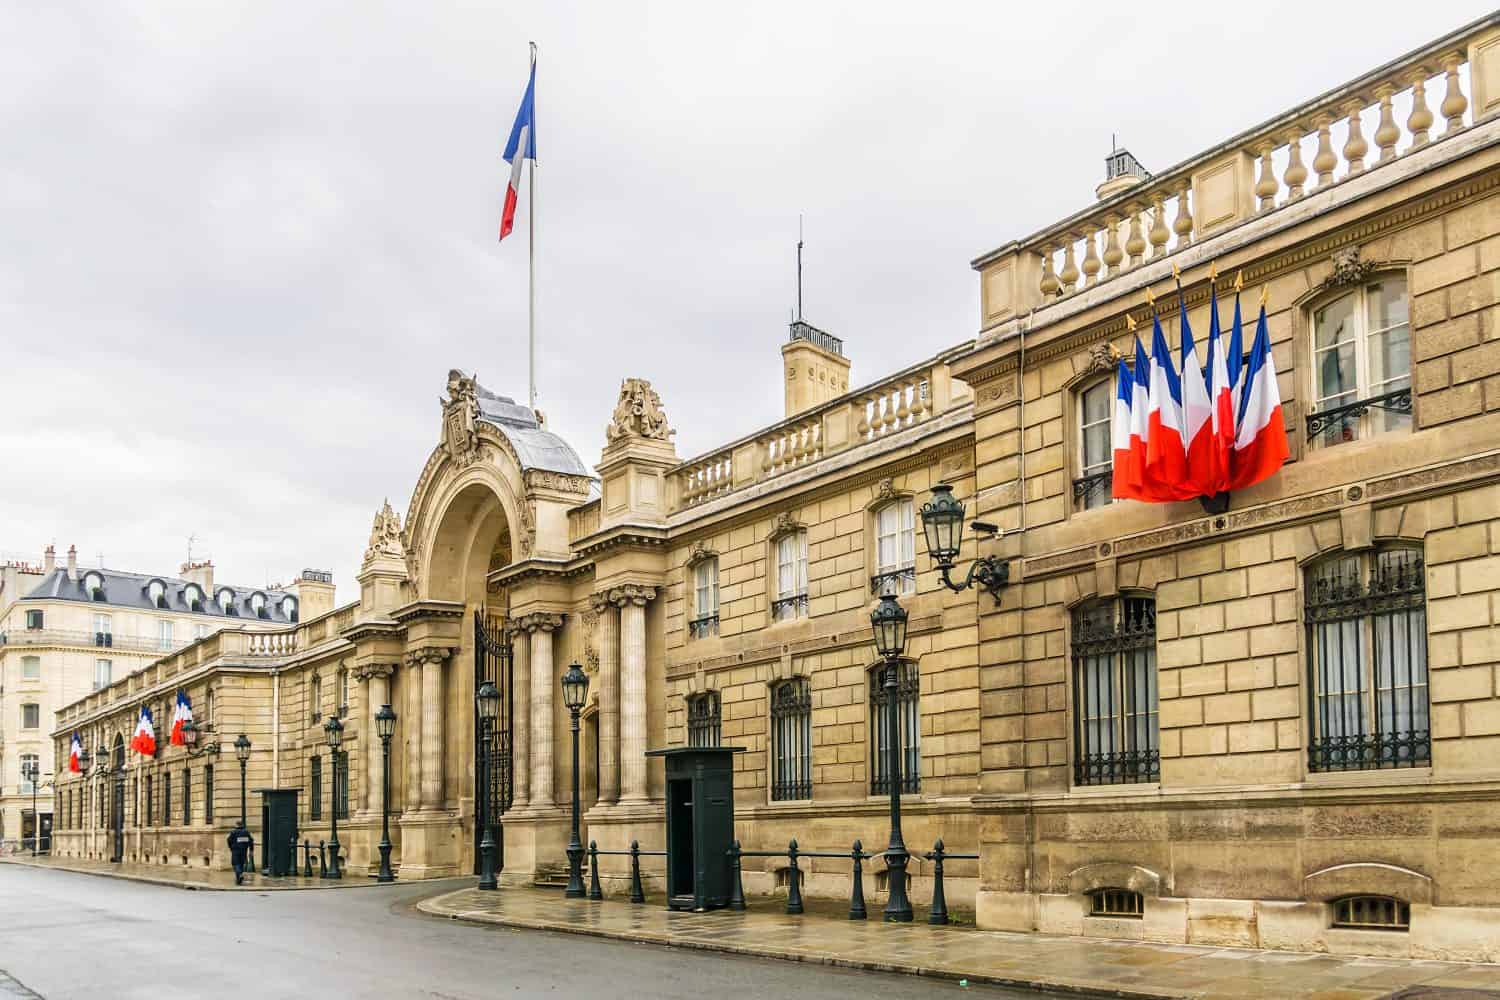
[{"xmin": 473, "ymin": 610, "xmax": 514, "ymax": 874}]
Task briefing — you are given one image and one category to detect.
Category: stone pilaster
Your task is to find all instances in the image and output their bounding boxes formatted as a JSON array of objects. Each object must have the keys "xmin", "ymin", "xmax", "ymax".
[
  {"xmin": 355, "ymin": 663, "xmax": 395, "ymax": 815},
  {"xmin": 611, "ymin": 585, "xmax": 655, "ymax": 804},
  {"xmin": 414, "ymin": 646, "xmax": 451, "ymax": 810},
  {"xmin": 401, "ymin": 653, "xmax": 422, "ymax": 813},
  {"xmin": 510, "ymin": 630, "xmax": 531, "ymax": 810},
  {"xmin": 593, "ymin": 593, "xmax": 621, "ymax": 805},
  {"xmin": 516, "ymin": 612, "xmax": 564, "ymax": 808}
]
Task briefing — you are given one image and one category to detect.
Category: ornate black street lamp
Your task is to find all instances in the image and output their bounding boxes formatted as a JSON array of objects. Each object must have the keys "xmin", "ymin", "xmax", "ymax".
[
  {"xmin": 76, "ymin": 745, "xmax": 92, "ymax": 858},
  {"xmin": 95, "ymin": 744, "xmax": 108, "ymax": 861},
  {"xmin": 180, "ymin": 719, "xmax": 222, "ymax": 759},
  {"xmin": 234, "ymin": 734, "xmax": 251, "ymax": 827},
  {"xmin": 560, "ymin": 662, "xmax": 589, "ymax": 899},
  {"xmin": 475, "ymin": 680, "xmax": 500, "ymax": 891},
  {"xmin": 324, "ymin": 716, "xmax": 344, "ymax": 879},
  {"xmin": 375, "ymin": 703, "xmax": 397, "ymax": 883},
  {"xmin": 870, "ymin": 593, "xmax": 912, "ymax": 922},
  {"xmin": 919, "ymin": 484, "xmax": 1009, "ymax": 603},
  {"xmin": 21, "ymin": 759, "xmax": 47, "ymax": 856}
]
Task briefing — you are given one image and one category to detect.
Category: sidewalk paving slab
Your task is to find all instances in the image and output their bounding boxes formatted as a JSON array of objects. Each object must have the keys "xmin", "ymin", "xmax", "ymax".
[
  {"xmin": 416, "ymin": 885, "xmax": 1500, "ymax": 1000},
  {"xmin": 0, "ymin": 854, "xmax": 390, "ymax": 891}
]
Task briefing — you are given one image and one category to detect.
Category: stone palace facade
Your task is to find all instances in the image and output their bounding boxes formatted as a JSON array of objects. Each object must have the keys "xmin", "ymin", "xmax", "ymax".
[{"xmin": 52, "ymin": 12, "xmax": 1500, "ymax": 962}]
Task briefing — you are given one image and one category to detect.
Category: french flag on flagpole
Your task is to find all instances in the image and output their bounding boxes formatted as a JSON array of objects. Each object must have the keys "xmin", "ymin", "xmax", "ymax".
[
  {"xmin": 130, "ymin": 704, "xmax": 156, "ymax": 757},
  {"xmin": 1205, "ymin": 275, "xmax": 1236, "ymax": 493},
  {"xmin": 1129, "ymin": 337, "xmax": 1153, "ymax": 499},
  {"xmin": 1226, "ymin": 291, "xmax": 1289, "ymax": 491},
  {"xmin": 500, "ymin": 52, "xmax": 537, "ymax": 241},
  {"xmin": 1110, "ymin": 355, "xmax": 1140, "ymax": 501},
  {"xmin": 1177, "ymin": 284, "xmax": 1216, "ymax": 497},
  {"xmin": 1145, "ymin": 310, "xmax": 1192, "ymax": 500},
  {"xmin": 69, "ymin": 732, "xmax": 82, "ymax": 773},
  {"xmin": 170, "ymin": 690, "xmax": 193, "ymax": 747}
]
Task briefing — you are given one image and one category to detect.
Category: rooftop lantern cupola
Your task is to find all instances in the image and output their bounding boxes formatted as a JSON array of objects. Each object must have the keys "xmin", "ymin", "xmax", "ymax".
[{"xmin": 1096, "ymin": 143, "xmax": 1150, "ymax": 200}]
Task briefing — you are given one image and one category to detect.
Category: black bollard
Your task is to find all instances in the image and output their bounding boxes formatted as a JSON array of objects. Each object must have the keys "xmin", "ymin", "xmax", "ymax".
[
  {"xmin": 728, "ymin": 840, "xmax": 746, "ymax": 912},
  {"xmin": 588, "ymin": 840, "xmax": 602, "ymax": 901},
  {"xmin": 927, "ymin": 839, "xmax": 949, "ymax": 926},
  {"xmin": 849, "ymin": 840, "xmax": 868, "ymax": 920},
  {"xmin": 785, "ymin": 839, "xmax": 804, "ymax": 915},
  {"xmin": 318, "ymin": 840, "xmax": 327, "ymax": 878},
  {"xmin": 289, "ymin": 835, "xmax": 297, "ymax": 877},
  {"xmin": 303, "ymin": 840, "xmax": 313, "ymax": 878},
  {"xmin": 628, "ymin": 840, "xmax": 645, "ymax": 904}
]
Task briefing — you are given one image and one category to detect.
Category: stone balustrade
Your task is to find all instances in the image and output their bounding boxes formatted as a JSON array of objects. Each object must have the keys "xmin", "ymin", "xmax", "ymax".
[
  {"xmin": 976, "ymin": 15, "xmax": 1500, "ymax": 326},
  {"xmin": 671, "ymin": 352, "xmax": 972, "ymax": 511}
]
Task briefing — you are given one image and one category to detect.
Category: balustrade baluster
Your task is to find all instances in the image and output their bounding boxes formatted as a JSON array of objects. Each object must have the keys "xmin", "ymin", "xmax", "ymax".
[
  {"xmin": 855, "ymin": 398, "xmax": 872, "ymax": 440},
  {"xmin": 1313, "ymin": 115, "xmax": 1337, "ymax": 187},
  {"xmin": 1254, "ymin": 141, "xmax": 1278, "ymax": 212},
  {"xmin": 1441, "ymin": 52, "xmax": 1468, "ymax": 131},
  {"xmin": 1058, "ymin": 237, "xmax": 1080, "ymax": 293},
  {"xmin": 1039, "ymin": 245, "xmax": 1060, "ymax": 297},
  {"xmin": 1408, "ymin": 69, "xmax": 1434, "ymax": 148},
  {"xmin": 1080, "ymin": 228, "xmax": 1102, "ymax": 286},
  {"xmin": 1172, "ymin": 181, "xmax": 1193, "ymax": 248},
  {"xmin": 1148, "ymin": 194, "xmax": 1170, "ymax": 258},
  {"xmin": 1342, "ymin": 99, "xmax": 1368, "ymax": 176},
  {"xmin": 1102, "ymin": 213, "xmax": 1123, "ymax": 276},
  {"xmin": 1124, "ymin": 205, "xmax": 1146, "ymax": 266},
  {"xmin": 895, "ymin": 383, "xmax": 912, "ymax": 428},
  {"xmin": 881, "ymin": 391, "xmax": 899, "ymax": 436},
  {"xmin": 1374, "ymin": 84, "xmax": 1400, "ymax": 162}
]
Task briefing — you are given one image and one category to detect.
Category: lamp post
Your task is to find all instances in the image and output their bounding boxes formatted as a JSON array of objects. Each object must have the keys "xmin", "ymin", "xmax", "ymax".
[
  {"xmin": 234, "ymin": 734, "xmax": 251, "ymax": 827},
  {"xmin": 21, "ymin": 760, "xmax": 42, "ymax": 856},
  {"xmin": 870, "ymin": 593, "xmax": 912, "ymax": 922},
  {"xmin": 375, "ymin": 703, "xmax": 397, "ymax": 883},
  {"xmin": 76, "ymin": 746, "xmax": 92, "ymax": 857},
  {"xmin": 95, "ymin": 744, "xmax": 108, "ymax": 861},
  {"xmin": 475, "ymin": 681, "xmax": 500, "ymax": 890},
  {"xmin": 918, "ymin": 484, "xmax": 1010, "ymax": 602},
  {"xmin": 560, "ymin": 663, "xmax": 589, "ymax": 899},
  {"xmin": 324, "ymin": 716, "xmax": 343, "ymax": 879}
]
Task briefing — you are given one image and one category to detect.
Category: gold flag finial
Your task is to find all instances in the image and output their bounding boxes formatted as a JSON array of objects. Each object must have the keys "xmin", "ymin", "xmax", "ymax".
[
  {"xmin": 1209, "ymin": 260, "xmax": 1219, "ymax": 281},
  {"xmin": 1125, "ymin": 313, "xmax": 1137, "ymax": 332},
  {"xmin": 1145, "ymin": 286, "xmax": 1156, "ymax": 306},
  {"xmin": 1259, "ymin": 285, "xmax": 1269, "ymax": 308},
  {"xmin": 1171, "ymin": 261, "xmax": 1181, "ymax": 281},
  {"xmin": 1234, "ymin": 270, "xmax": 1244, "ymax": 293}
]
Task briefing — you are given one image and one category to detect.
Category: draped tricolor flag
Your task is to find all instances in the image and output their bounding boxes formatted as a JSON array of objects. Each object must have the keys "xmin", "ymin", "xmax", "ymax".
[
  {"xmin": 1226, "ymin": 288, "xmax": 1289, "ymax": 490},
  {"xmin": 130, "ymin": 704, "xmax": 156, "ymax": 757},
  {"xmin": 169, "ymin": 690, "xmax": 193, "ymax": 747},
  {"xmin": 500, "ymin": 52, "xmax": 537, "ymax": 241},
  {"xmin": 69, "ymin": 732, "xmax": 82, "ymax": 773}
]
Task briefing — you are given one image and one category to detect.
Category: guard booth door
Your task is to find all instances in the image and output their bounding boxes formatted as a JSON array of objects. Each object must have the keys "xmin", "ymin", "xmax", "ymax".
[
  {"xmin": 110, "ymin": 779, "xmax": 124, "ymax": 862},
  {"xmin": 667, "ymin": 779, "xmax": 695, "ymax": 899},
  {"xmin": 647, "ymin": 747, "xmax": 744, "ymax": 912},
  {"xmin": 256, "ymin": 789, "xmax": 299, "ymax": 876}
]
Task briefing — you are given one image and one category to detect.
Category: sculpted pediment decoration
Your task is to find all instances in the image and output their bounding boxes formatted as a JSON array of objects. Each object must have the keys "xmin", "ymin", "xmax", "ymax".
[
  {"xmin": 524, "ymin": 469, "xmax": 592, "ymax": 494},
  {"xmin": 442, "ymin": 369, "xmax": 482, "ymax": 465},
  {"xmin": 1320, "ymin": 247, "xmax": 1380, "ymax": 291},
  {"xmin": 686, "ymin": 539, "xmax": 718, "ymax": 566},
  {"xmin": 770, "ymin": 510, "xmax": 803, "ymax": 539},
  {"xmin": 1084, "ymin": 342, "xmax": 1121, "ymax": 376},
  {"xmin": 363, "ymin": 499, "xmax": 404, "ymax": 565},
  {"xmin": 605, "ymin": 378, "xmax": 675, "ymax": 443},
  {"xmin": 875, "ymin": 477, "xmax": 898, "ymax": 503}
]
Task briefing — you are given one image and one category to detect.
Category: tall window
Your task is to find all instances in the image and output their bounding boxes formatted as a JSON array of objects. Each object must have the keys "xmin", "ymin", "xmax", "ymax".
[
  {"xmin": 310, "ymin": 676, "xmax": 323, "ymax": 724},
  {"xmin": 195, "ymin": 623, "xmax": 211, "ymax": 640},
  {"xmin": 874, "ymin": 499, "xmax": 915, "ymax": 595},
  {"xmin": 1074, "ymin": 379, "xmax": 1114, "ymax": 510},
  {"xmin": 21, "ymin": 704, "xmax": 39, "ymax": 730},
  {"xmin": 204, "ymin": 765, "xmax": 214, "ymax": 823},
  {"xmin": 1309, "ymin": 276, "xmax": 1411, "ymax": 447},
  {"xmin": 772, "ymin": 532, "xmax": 809, "ymax": 621},
  {"xmin": 1072, "ymin": 596, "xmax": 1159, "ymax": 785},
  {"xmin": 156, "ymin": 620, "xmax": 174, "ymax": 652},
  {"xmin": 310, "ymin": 755, "xmax": 323, "ymax": 820},
  {"xmin": 19, "ymin": 754, "xmax": 38, "ymax": 793},
  {"xmin": 689, "ymin": 559, "xmax": 720, "ymax": 639},
  {"xmin": 94, "ymin": 613, "xmax": 112, "ymax": 646},
  {"xmin": 870, "ymin": 660, "xmax": 920, "ymax": 794},
  {"xmin": 146, "ymin": 776, "xmax": 154, "ymax": 825},
  {"xmin": 21, "ymin": 656, "xmax": 40, "ymax": 681},
  {"xmin": 182, "ymin": 768, "xmax": 192, "ymax": 825},
  {"xmin": 1306, "ymin": 546, "xmax": 1429, "ymax": 771},
  {"xmin": 337, "ymin": 670, "xmax": 350, "ymax": 718},
  {"xmin": 163, "ymin": 771, "xmax": 172, "ymax": 827},
  {"xmin": 687, "ymin": 692, "xmax": 721, "ymax": 747},
  {"xmin": 770, "ymin": 679, "xmax": 812, "ymax": 801},
  {"xmin": 335, "ymin": 751, "xmax": 349, "ymax": 820},
  {"xmin": 94, "ymin": 659, "xmax": 112, "ymax": 691}
]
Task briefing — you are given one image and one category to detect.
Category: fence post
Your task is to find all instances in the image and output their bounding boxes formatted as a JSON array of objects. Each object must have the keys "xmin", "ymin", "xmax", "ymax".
[
  {"xmin": 318, "ymin": 840, "xmax": 326, "ymax": 878},
  {"xmin": 302, "ymin": 840, "xmax": 313, "ymax": 878},
  {"xmin": 629, "ymin": 840, "xmax": 645, "ymax": 904},
  {"xmin": 728, "ymin": 840, "xmax": 746, "ymax": 911},
  {"xmin": 588, "ymin": 840, "xmax": 602, "ymax": 901},
  {"xmin": 927, "ymin": 838, "xmax": 949, "ymax": 926},
  {"xmin": 289, "ymin": 834, "xmax": 297, "ymax": 876},
  {"xmin": 849, "ymin": 839, "xmax": 868, "ymax": 920},
  {"xmin": 786, "ymin": 839, "xmax": 803, "ymax": 915}
]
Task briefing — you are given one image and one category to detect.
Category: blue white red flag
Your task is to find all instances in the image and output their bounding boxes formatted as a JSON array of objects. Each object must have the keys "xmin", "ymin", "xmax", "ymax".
[
  {"xmin": 170, "ymin": 690, "xmax": 193, "ymax": 746},
  {"xmin": 131, "ymin": 704, "xmax": 156, "ymax": 757},
  {"xmin": 1205, "ymin": 276, "xmax": 1235, "ymax": 492},
  {"xmin": 500, "ymin": 53, "xmax": 537, "ymax": 241},
  {"xmin": 1226, "ymin": 292, "xmax": 1289, "ymax": 491},
  {"xmin": 1145, "ymin": 310, "xmax": 1191, "ymax": 499},
  {"xmin": 69, "ymin": 732, "xmax": 82, "ymax": 773},
  {"xmin": 1178, "ymin": 281, "xmax": 1216, "ymax": 496},
  {"xmin": 1111, "ymin": 355, "xmax": 1141, "ymax": 500}
]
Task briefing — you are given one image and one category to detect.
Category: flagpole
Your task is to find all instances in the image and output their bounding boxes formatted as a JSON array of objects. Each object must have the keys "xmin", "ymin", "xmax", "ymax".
[{"xmin": 528, "ymin": 42, "xmax": 537, "ymax": 414}]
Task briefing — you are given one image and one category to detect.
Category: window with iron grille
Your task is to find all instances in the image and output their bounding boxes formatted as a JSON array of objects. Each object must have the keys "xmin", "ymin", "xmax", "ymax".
[
  {"xmin": 689, "ymin": 558, "xmax": 719, "ymax": 639},
  {"xmin": 335, "ymin": 751, "xmax": 349, "ymax": 820},
  {"xmin": 163, "ymin": 771, "xmax": 172, "ymax": 827},
  {"xmin": 1306, "ymin": 546, "xmax": 1428, "ymax": 771},
  {"xmin": 770, "ymin": 679, "xmax": 811, "ymax": 801},
  {"xmin": 1089, "ymin": 888, "xmax": 1144, "ymax": 918},
  {"xmin": 1073, "ymin": 378, "xmax": 1114, "ymax": 510},
  {"xmin": 1332, "ymin": 895, "xmax": 1409, "ymax": 930},
  {"xmin": 146, "ymin": 776, "xmax": 154, "ymax": 826},
  {"xmin": 310, "ymin": 755, "xmax": 323, "ymax": 820},
  {"xmin": 687, "ymin": 691, "xmax": 721, "ymax": 747},
  {"xmin": 1072, "ymin": 596, "xmax": 1159, "ymax": 785},
  {"xmin": 183, "ymin": 768, "xmax": 191, "ymax": 826},
  {"xmin": 204, "ymin": 765, "xmax": 214, "ymax": 823},
  {"xmin": 870, "ymin": 660, "xmax": 920, "ymax": 795},
  {"xmin": 772, "ymin": 532, "xmax": 809, "ymax": 621}
]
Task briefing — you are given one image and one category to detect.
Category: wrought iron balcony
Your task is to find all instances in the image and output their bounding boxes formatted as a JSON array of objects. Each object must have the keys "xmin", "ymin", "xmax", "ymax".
[
  {"xmin": 687, "ymin": 614, "xmax": 719, "ymax": 640},
  {"xmin": 868, "ymin": 566, "xmax": 915, "ymax": 596},
  {"xmin": 1071, "ymin": 470, "xmax": 1112, "ymax": 506},
  {"xmin": 1073, "ymin": 748, "xmax": 1160, "ymax": 786},
  {"xmin": 1305, "ymin": 388, "xmax": 1412, "ymax": 442},
  {"xmin": 770, "ymin": 593, "xmax": 809, "ymax": 622},
  {"xmin": 1308, "ymin": 731, "xmax": 1430, "ymax": 772},
  {"xmin": 0, "ymin": 628, "xmax": 178, "ymax": 655}
]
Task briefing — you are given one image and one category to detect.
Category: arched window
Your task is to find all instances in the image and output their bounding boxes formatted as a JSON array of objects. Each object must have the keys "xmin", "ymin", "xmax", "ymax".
[
  {"xmin": 281, "ymin": 595, "xmax": 298, "ymax": 623},
  {"xmin": 249, "ymin": 591, "xmax": 268, "ymax": 619},
  {"xmin": 184, "ymin": 584, "xmax": 204, "ymax": 613},
  {"xmin": 1305, "ymin": 545, "xmax": 1428, "ymax": 771},
  {"xmin": 1089, "ymin": 888, "xmax": 1144, "ymax": 918},
  {"xmin": 770, "ymin": 679, "xmax": 811, "ymax": 801},
  {"xmin": 1308, "ymin": 275, "xmax": 1411, "ymax": 448},
  {"xmin": 147, "ymin": 579, "xmax": 168, "ymax": 609},
  {"xmin": 83, "ymin": 571, "xmax": 105, "ymax": 601},
  {"xmin": 870, "ymin": 660, "xmax": 920, "ymax": 794},
  {"xmin": 687, "ymin": 691, "xmax": 720, "ymax": 747},
  {"xmin": 1074, "ymin": 377, "xmax": 1115, "ymax": 510},
  {"xmin": 1332, "ymin": 895, "xmax": 1410, "ymax": 930},
  {"xmin": 217, "ymin": 588, "xmax": 236, "ymax": 615},
  {"xmin": 1072, "ymin": 596, "xmax": 1159, "ymax": 785}
]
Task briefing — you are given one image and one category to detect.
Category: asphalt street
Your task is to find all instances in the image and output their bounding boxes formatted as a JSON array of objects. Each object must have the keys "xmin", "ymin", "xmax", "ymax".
[{"xmin": 0, "ymin": 866, "xmax": 1052, "ymax": 999}]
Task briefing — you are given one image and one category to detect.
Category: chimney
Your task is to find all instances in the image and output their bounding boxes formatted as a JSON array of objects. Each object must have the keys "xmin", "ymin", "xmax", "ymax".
[
  {"xmin": 43, "ymin": 545, "xmax": 55, "ymax": 574},
  {"xmin": 288, "ymin": 569, "xmax": 336, "ymax": 620},
  {"xmin": 782, "ymin": 320, "xmax": 852, "ymax": 419},
  {"xmin": 66, "ymin": 544, "xmax": 78, "ymax": 581},
  {"xmin": 1096, "ymin": 145, "xmax": 1149, "ymax": 201},
  {"xmin": 180, "ymin": 560, "xmax": 215, "ymax": 592}
]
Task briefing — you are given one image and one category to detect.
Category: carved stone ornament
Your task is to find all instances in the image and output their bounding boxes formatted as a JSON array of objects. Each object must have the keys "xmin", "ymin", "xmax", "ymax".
[
  {"xmin": 1320, "ymin": 247, "xmax": 1379, "ymax": 291},
  {"xmin": 363, "ymin": 499, "xmax": 404, "ymax": 564},
  {"xmin": 516, "ymin": 500, "xmax": 536, "ymax": 556},
  {"xmin": 875, "ymin": 478, "xmax": 898, "ymax": 502},
  {"xmin": 403, "ymin": 645, "xmax": 453, "ymax": 668},
  {"xmin": 353, "ymin": 662, "xmax": 397, "ymax": 682},
  {"xmin": 442, "ymin": 369, "xmax": 482, "ymax": 465},
  {"xmin": 608, "ymin": 584, "xmax": 657, "ymax": 608},
  {"xmin": 514, "ymin": 611, "xmax": 565, "ymax": 633},
  {"xmin": 524, "ymin": 469, "xmax": 591, "ymax": 494},
  {"xmin": 771, "ymin": 510, "xmax": 800, "ymax": 538},
  {"xmin": 687, "ymin": 539, "xmax": 718, "ymax": 566},
  {"xmin": 605, "ymin": 378, "xmax": 675, "ymax": 443},
  {"xmin": 1085, "ymin": 341, "xmax": 1122, "ymax": 375},
  {"xmin": 581, "ymin": 606, "xmax": 599, "ymax": 673},
  {"xmin": 403, "ymin": 537, "xmax": 423, "ymax": 588}
]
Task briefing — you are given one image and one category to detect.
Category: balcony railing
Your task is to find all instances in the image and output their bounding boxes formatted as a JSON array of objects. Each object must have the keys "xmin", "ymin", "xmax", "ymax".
[
  {"xmin": 672, "ymin": 351, "xmax": 972, "ymax": 511},
  {"xmin": 770, "ymin": 593, "xmax": 809, "ymax": 622},
  {"xmin": 975, "ymin": 15, "xmax": 1497, "ymax": 324},
  {"xmin": 687, "ymin": 614, "xmax": 719, "ymax": 640},
  {"xmin": 1305, "ymin": 387, "xmax": 1413, "ymax": 443},
  {"xmin": 0, "ymin": 629, "xmax": 179, "ymax": 655}
]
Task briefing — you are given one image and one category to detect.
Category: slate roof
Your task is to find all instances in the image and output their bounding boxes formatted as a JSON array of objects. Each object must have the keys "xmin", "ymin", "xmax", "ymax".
[
  {"xmin": 19, "ymin": 567, "xmax": 300, "ymax": 623},
  {"xmin": 473, "ymin": 383, "xmax": 592, "ymax": 478}
]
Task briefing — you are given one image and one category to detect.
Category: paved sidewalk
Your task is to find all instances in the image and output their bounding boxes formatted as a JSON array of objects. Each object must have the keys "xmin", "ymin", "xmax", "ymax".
[
  {"xmin": 417, "ymin": 885, "xmax": 1500, "ymax": 1000},
  {"xmin": 0, "ymin": 854, "xmax": 390, "ymax": 891}
]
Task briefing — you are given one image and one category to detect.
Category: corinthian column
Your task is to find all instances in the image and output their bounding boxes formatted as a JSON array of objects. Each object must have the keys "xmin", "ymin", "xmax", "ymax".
[
  {"xmin": 594, "ymin": 594, "xmax": 621, "ymax": 805},
  {"xmin": 358, "ymin": 664, "xmax": 394, "ymax": 815},
  {"xmin": 526, "ymin": 615, "xmax": 564, "ymax": 807},
  {"xmin": 402, "ymin": 651, "xmax": 423, "ymax": 813},
  {"xmin": 418, "ymin": 646, "xmax": 452, "ymax": 810},
  {"xmin": 510, "ymin": 630, "xmax": 531, "ymax": 810},
  {"xmin": 614, "ymin": 586, "xmax": 655, "ymax": 804}
]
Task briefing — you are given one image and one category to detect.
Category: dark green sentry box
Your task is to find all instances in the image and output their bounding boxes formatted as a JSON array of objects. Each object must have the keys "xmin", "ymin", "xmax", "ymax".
[
  {"xmin": 255, "ymin": 788, "xmax": 299, "ymax": 876},
  {"xmin": 645, "ymin": 746, "xmax": 744, "ymax": 911}
]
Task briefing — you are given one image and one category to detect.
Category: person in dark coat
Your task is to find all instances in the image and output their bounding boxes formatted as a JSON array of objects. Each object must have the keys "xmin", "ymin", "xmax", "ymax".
[{"xmin": 227, "ymin": 823, "xmax": 255, "ymax": 885}]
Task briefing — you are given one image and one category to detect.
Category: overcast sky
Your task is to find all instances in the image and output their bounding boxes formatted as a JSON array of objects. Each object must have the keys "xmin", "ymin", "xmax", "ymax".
[{"xmin": 3, "ymin": 0, "xmax": 1490, "ymax": 599}]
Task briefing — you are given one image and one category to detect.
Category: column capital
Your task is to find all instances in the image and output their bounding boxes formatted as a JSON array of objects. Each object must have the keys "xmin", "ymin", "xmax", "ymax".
[
  {"xmin": 514, "ymin": 611, "xmax": 565, "ymax": 634},
  {"xmin": 403, "ymin": 645, "xmax": 453, "ymax": 668},
  {"xmin": 353, "ymin": 661, "xmax": 398, "ymax": 681},
  {"xmin": 608, "ymin": 584, "xmax": 657, "ymax": 608},
  {"xmin": 589, "ymin": 591, "xmax": 613, "ymax": 614}
]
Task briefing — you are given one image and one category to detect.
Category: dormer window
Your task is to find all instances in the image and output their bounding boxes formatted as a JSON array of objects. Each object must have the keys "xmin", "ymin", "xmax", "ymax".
[
  {"xmin": 281, "ymin": 595, "xmax": 298, "ymax": 623},
  {"xmin": 82, "ymin": 571, "xmax": 106, "ymax": 602},
  {"xmin": 147, "ymin": 579, "xmax": 169, "ymax": 609},
  {"xmin": 250, "ymin": 591, "xmax": 268, "ymax": 619},
  {"xmin": 184, "ymin": 584, "xmax": 205, "ymax": 613},
  {"xmin": 216, "ymin": 588, "xmax": 237, "ymax": 615}
]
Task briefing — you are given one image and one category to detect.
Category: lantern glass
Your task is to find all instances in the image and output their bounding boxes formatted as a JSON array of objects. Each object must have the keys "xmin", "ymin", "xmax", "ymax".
[
  {"xmin": 96, "ymin": 745, "xmax": 108, "ymax": 771},
  {"xmin": 78, "ymin": 748, "xmax": 92, "ymax": 772},
  {"xmin": 234, "ymin": 733, "xmax": 252, "ymax": 763},
  {"xmin": 561, "ymin": 663, "xmax": 589, "ymax": 712},
  {"xmin": 182, "ymin": 718, "xmax": 199, "ymax": 747},
  {"xmin": 476, "ymin": 680, "xmax": 500, "ymax": 723},
  {"xmin": 375, "ymin": 703, "xmax": 397, "ymax": 740},
  {"xmin": 870, "ymin": 594, "xmax": 909, "ymax": 660},
  {"xmin": 324, "ymin": 715, "xmax": 344, "ymax": 750},
  {"xmin": 920, "ymin": 484, "xmax": 965, "ymax": 567}
]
